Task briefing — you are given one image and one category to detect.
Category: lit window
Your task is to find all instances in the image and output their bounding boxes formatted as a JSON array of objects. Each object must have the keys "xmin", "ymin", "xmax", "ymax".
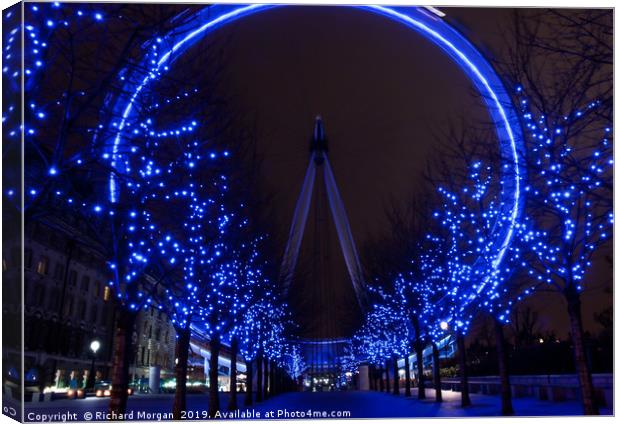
[
  {"xmin": 103, "ymin": 286, "xmax": 111, "ymax": 301},
  {"xmin": 36, "ymin": 256, "xmax": 49, "ymax": 275}
]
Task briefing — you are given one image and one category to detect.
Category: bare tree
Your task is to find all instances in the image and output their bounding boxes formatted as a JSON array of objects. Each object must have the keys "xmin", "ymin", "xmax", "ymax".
[
  {"xmin": 510, "ymin": 306, "xmax": 542, "ymax": 348},
  {"xmin": 498, "ymin": 9, "xmax": 612, "ymax": 415}
]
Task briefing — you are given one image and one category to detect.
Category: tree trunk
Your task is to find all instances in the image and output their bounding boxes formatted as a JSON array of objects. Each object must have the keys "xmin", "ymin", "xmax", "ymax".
[
  {"xmin": 413, "ymin": 317, "xmax": 426, "ymax": 400},
  {"xmin": 268, "ymin": 361, "xmax": 274, "ymax": 395},
  {"xmin": 108, "ymin": 309, "xmax": 137, "ymax": 416},
  {"xmin": 494, "ymin": 318, "xmax": 514, "ymax": 416},
  {"xmin": 370, "ymin": 367, "xmax": 374, "ymax": 391},
  {"xmin": 263, "ymin": 357, "xmax": 269, "ymax": 399},
  {"xmin": 172, "ymin": 325, "xmax": 191, "ymax": 420},
  {"xmin": 432, "ymin": 342, "xmax": 442, "ymax": 403},
  {"xmin": 244, "ymin": 359, "xmax": 253, "ymax": 406},
  {"xmin": 227, "ymin": 337, "xmax": 238, "ymax": 411},
  {"xmin": 392, "ymin": 356, "xmax": 399, "ymax": 395},
  {"xmin": 256, "ymin": 351, "xmax": 263, "ymax": 402},
  {"xmin": 208, "ymin": 334, "xmax": 221, "ymax": 418},
  {"xmin": 565, "ymin": 288, "xmax": 599, "ymax": 415},
  {"xmin": 415, "ymin": 341, "xmax": 426, "ymax": 400},
  {"xmin": 384, "ymin": 361, "xmax": 391, "ymax": 393},
  {"xmin": 378, "ymin": 368, "xmax": 384, "ymax": 392},
  {"xmin": 278, "ymin": 368, "xmax": 284, "ymax": 394},
  {"xmin": 404, "ymin": 355, "xmax": 411, "ymax": 397},
  {"xmin": 457, "ymin": 333, "xmax": 471, "ymax": 407},
  {"xmin": 269, "ymin": 362, "xmax": 272, "ymax": 395}
]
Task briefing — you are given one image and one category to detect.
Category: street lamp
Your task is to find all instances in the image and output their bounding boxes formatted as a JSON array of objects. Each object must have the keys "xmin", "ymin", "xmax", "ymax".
[
  {"xmin": 87, "ymin": 340, "xmax": 101, "ymax": 390},
  {"xmin": 91, "ymin": 340, "xmax": 101, "ymax": 354}
]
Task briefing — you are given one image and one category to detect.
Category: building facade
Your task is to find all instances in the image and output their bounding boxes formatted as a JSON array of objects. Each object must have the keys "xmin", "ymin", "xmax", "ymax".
[
  {"xmin": 5, "ymin": 219, "xmax": 117, "ymax": 393},
  {"xmin": 3, "ymin": 215, "xmax": 246, "ymax": 397},
  {"xmin": 130, "ymin": 305, "xmax": 177, "ymax": 391}
]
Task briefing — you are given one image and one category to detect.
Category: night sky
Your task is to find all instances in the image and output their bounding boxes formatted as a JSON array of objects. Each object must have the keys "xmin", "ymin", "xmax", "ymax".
[{"xmin": 184, "ymin": 6, "xmax": 611, "ymax": 339}]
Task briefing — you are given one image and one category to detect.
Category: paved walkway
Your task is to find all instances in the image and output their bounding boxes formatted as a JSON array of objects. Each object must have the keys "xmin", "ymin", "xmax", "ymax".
[
  {"xmin": 22, "ymin": 388, "xmax": 611, "ymax": 421},
  {"xmin": 250, "ymin": 389, "xmax": 610, "ymax": 418}
]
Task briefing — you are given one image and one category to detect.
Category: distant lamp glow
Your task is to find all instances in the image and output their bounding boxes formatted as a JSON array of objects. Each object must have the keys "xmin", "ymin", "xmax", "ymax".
[
  {"xmin": 440, "ymin": 321, "xmax": 449, "ymax": 331},
  {"xmin": 538, "ymin": 338, "xmax": 544, "ymax": 344},
  {"xmin": 90, "ymin": 340, "xmax": 101, "ymax": 354}
]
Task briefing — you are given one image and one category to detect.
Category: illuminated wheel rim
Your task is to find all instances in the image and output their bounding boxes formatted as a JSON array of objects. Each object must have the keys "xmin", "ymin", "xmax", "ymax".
[{"xmin": 107, "ymin": 4, "xmax": 524, "ymax": 318}]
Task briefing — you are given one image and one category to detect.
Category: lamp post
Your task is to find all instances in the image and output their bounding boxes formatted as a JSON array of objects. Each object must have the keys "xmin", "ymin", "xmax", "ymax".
[
  {"xmin": 87, "ymin": 340, "xmax": 101, "ymax": 390},
  {"xmin": 441, "ymin": 321, "xmax": 471, "ymax": 407}
]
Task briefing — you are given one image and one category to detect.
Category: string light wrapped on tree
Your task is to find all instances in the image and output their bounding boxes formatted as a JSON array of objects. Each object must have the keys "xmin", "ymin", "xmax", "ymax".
[
  {"xmin": 351, "ymin": 291, "xmax": 410, "ymax": 393},
  {"xmin": 424, "ymin": 143, "xmax": 526, "ymax": 406},
  {"xmin": 515, "ymin": 88, "xmax": 613, "ymax": 415}
]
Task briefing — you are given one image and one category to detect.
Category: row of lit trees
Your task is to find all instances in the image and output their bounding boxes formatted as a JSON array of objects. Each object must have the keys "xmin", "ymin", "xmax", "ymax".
[
  {"xmin": 90, "ymin": 19, "xmax": 303, "ymax": 419},
  {"xmin": 353, "ymin": 8, "xmax": 612, "ymax": 416},
  {"xmin": 4, "ymin": 2, "xmax": 305, "ymax": 418},
  {"xmin": 354, "ymin": 99, "xmax": 610, "ymax": 414}
]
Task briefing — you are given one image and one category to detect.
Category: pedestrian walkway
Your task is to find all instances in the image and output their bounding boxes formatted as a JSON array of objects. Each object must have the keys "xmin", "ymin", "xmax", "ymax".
[
  {"xmin": 253, "ymin": 389, "xmax": 609, "ymax": 418},
  {"xmin": 23, "ymin": 389, "xmax": 611, "ymax": 421}
]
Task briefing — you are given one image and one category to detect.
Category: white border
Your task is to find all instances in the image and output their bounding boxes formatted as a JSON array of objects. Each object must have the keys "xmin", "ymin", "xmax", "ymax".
[{"xmin": 0, "ymin": 3, "xmax": 616, "ymax": 424}]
